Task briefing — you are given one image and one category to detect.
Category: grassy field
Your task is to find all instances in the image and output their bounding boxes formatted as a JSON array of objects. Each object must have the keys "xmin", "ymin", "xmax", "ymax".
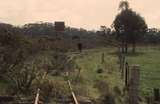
[
  {"xmin": 68, "ymin": 48, "xmax": 124, "ymax": 103},
  {"xmin": 70, "ymin": 46, "xmax": 160, "ymax": 98},
  {"xmin": 126, "ymin": 46, "xmax": 160, "ymax": 96},
  {"xmin": 0, "ymin": 46, "xmax": 159, "ymax": 103}
]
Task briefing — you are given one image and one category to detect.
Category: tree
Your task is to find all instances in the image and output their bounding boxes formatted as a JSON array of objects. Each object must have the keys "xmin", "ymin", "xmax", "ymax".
[
  {"xmin": 100, "ymin": 26, "xmax": 111, "ymax": 36},
  {"xmin": 22, "ymin": 22, "xmax": 55, "ymax": 36},
  {"xmin": 0, "ymin": 24, "xmax": 41, "ymax": 95},
  {"xmin": 6, "ymin": 63, "xmax": 38, "ymax": 95},
  {"xmin": 113, "ymin": 1, "xmax": 147, "ymax": 53},
  {"xmin": 0, "ymin": 25, "xmax": 23, "ymax": 76},
  {"xmin": 144, "ymin": 28, "xmax": 160, "ymax": 44},
  {"xmin": 119, "ymin": 0, "xmax": 129, "ymax": 10}
]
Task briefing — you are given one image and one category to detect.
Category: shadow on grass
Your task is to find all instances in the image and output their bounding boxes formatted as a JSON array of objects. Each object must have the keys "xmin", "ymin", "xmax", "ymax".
[{"xmin": 108, "ymin": 51, "xmax": 145, "ymax": 57}]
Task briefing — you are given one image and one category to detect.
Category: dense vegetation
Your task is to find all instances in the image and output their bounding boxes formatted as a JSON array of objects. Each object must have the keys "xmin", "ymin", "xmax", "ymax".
[{"xmin": 0, "ymin": 1, "xmax": 160, "ymax": 104}]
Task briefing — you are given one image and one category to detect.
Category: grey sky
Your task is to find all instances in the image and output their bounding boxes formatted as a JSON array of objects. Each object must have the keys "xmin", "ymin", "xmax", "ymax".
[{"xmin": 0, "ymin": 0, "xmax": 159, "ymax": 30}]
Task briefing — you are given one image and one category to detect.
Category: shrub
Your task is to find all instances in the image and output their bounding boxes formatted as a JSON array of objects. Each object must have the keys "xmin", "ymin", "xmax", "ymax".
[
  {"xmin": 113, "ymin": 86, "xmax": 122, "ymax": 96},
  {"xmin": 34, "ymin": 79, "xmax": 70, "ymax": 102},
  {"xmin": 96, "ymin": 68, "xmax": 104, "ymax": 74},
  {"xmin": 101, "ymin": 93, "xmax": 115, "ymax": 104},
  {"xmin": 94, "ymin": 80, "xmax": 109, "ymax": 94}
]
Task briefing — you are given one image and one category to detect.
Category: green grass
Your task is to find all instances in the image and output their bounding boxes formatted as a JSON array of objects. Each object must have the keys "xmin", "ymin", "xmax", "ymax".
[
  {"xmin": 70, "ymin": 48, "xmax": 124, "ymax": 99},
  {"xmin": 0, "ymin": 79, "xmax": 9, "ymax": 95},
  {"xmin": 126, "ymin": 46, "xmax": 160, "ymax": 96},
  {"xmin": 1, "ymin": 46, "xmax": 159, "ymax": 103},
  {"xmin": 71, "ymin": 46, "xmax": 160, "ymax": 98}
]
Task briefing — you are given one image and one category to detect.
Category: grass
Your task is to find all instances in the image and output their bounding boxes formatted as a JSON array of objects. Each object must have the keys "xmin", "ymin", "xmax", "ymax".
[
  {"xmin": 70, "ymin": 48, "xmax": 124, "ymax": 100},
  {"xmin": 0, "ymin": 80, "xmax": 9, "ymax": 95},
  {"xmin": 126, "ymin": 46, "xmax": 160, "ymax": 96},
  {"xmin": 71, "ymin": 46, "xmax": 160, "ymax": 98},
  {"xmin": 0, "ymin": 46, "xmax": 159, "ymax": 103}
]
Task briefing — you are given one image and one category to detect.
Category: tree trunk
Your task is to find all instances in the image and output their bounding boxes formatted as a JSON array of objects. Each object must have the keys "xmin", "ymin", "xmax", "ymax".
[
  {"xmin": 132, "ymin": 40, "xmax": 136, "ymax": 53},
  {"xmin": 125, "ymin": 42, "xmax": 128, "ymax": 53},
  {"xmin": 121, "ymin": 40, "xmax": 125, "ymax": 53}
]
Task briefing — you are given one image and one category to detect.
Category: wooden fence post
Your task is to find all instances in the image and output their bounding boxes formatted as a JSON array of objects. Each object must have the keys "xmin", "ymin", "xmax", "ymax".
[
  {"xmin": 146, "ymin": 97, "xmax": 152, "ymax": 104},
  {"xmin": 154, "ymin": 88, "xmax": 160, "ymax": 102},
  {"xmin": 101, "ymin": 53, "xmax": 105, "ymax": 64},
  {"xmin": 128, "ymin": 65, "xmax": 140, "ymax": 104},
  {"xmin": 34, "ymin": 89, "xmax": 40, "ymax": 104},
  {"xmin": 67, "ymin": 80, "xmax": 79, "ymax": 104},
  {"xmin": 118, "ymin": 52, "xmax": 122, "ymax": 71},
  {"xmin": 125, "ymin": 62, "xmax": 129, "ymax": 87},
  {"xmin": 66, "ymin": 72, "xmax": 79, "ymax": 104},
  {"xmin": 120, "ymin": 54, "xmax": 125, "ymax": 79}
]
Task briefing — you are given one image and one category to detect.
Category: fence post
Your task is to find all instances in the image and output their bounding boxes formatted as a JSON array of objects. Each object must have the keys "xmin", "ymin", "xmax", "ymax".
[
  {"xmin": 125, "ymin": 62, "xmax": 129, "ymax": 87},
  {"xmin": 154, "ymin": 88, "xmax": 160, "ymax": 102},
  {"xmin": 34, "ymin": 89, "xmax": 40, "ymax": 104},
  {"xmin": 67, "ymin": 80, "xmax": 79, "ymax": 104},
  {"xmin": 75, "ymin": 68, "xmax": 81, "ymax": 83},
  {"xmin": 101, "ymin": 53, "xmax": 105, "ymax": 64},
  {"xmin": 118, "ymin": 53, "xmax": 122, "ymax": 71},
  {"xmin": 128, "ymin": 65, "xmax": 140, "ymax": 104},
  {"xmin": 121, "ymin": 54, "xmax": 125, "ymax": 79},
  {"xmin": 146, "ymin": 97, "xmax": 151, "ymax": 104}
]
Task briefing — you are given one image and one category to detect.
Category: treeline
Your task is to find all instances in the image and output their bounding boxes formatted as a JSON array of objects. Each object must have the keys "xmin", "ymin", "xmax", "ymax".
[
  {"xmin": 0, "ymin": 22, "xmax": 108, "ymax": 52},
  {"xmin": 0, "ymin": 22, "xmax": 77, "ymax": 99},
  {"xmin": 0, "ymin": 22, "xmax": 160, "ymax": 47},
  {"xmin": 144, "ymin": 28, "xmax": 160, "ymax": 44}
]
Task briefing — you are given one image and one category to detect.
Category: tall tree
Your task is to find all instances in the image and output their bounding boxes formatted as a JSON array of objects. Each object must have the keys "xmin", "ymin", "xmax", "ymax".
[
  {"xmin": 119, "ymin": 0, "xmax": 129, "ymax": 10},
  {"xmin": 113, "ymin": 1, "xmax": 148, "ymax": 53}
]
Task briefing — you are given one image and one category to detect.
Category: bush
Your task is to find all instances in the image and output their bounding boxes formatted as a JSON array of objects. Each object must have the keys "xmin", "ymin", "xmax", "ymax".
[
  {"xmin": 73, "ymin": 84, "xmax": 89, "ymax": 97},
  {"xmin": 101, "ymin": 93, "xmax": 115, "ymax": 104},
  {"xmin": 113, "ymin": 86, "xmax": 122, "ymax": 96},
  {"xmin": 49, "ymin": 52, "xmax": 76, "ymax": 76},
  {"xmin": 96, "ymin": 68, "xmax": 104, "ymax": 74},
  {"xmin": 34, "ymin": 79, "xmax": 70, "ymax": 102},
  {"xmin": 6, "ymin": 63, "xmax": 39, "ymax": 95},
  {"xmin": 94, "ymin": 80, "xmax": 109, "ymax": 94}
]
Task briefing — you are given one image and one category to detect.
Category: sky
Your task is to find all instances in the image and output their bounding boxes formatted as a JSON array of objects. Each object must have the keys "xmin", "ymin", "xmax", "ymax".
[{"xmin": 0, "ymin": 0, "xmax": 159, "ymax": 30}]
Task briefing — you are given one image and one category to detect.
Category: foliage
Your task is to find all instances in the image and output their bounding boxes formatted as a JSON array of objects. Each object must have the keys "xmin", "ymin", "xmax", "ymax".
[
  {"xmin": 0, "ymin": 9, "xmax": 159, "ymax": 104},
  {"xmin": 119, "ymin": 1, "xmax": 129, "ymax": 10},
  {"xmin": 96, "ymin": 68, "xmax": 104, "ymax": 74},
  {"xmin": 35, "ymin": 78, "xmax": 70, "ymax": 102},
  {"xmin": 22, "ymin": 22, "xmax": 55, "ymax": 36},
  {"xmin": 0, "ymin": 25, "xmax": 27, "ymax": 76},
  {"xmin": 0, "ymin": 23, "xmax": 41, "ymax": 95},
  {"xmin": 100, "ymin": 93, "xmax": 115, "ymax": 104},
  {"xmin": 94, "ymin": 80, "xmax": 109, "ymax": 94},
  {"xmin": 49, "ymin": 52, "xmax": 77, "ymax": 75},
  {"xmin": 6, "ymin": 63, "xmax": 39, "ymax": 95},
  {"xmin": 144, "ymin": 28, "xmax": 160, "ymax": 44},
  {"xmin": 113, "ymin": 1, "xmax": 148, "ymax": 53}
]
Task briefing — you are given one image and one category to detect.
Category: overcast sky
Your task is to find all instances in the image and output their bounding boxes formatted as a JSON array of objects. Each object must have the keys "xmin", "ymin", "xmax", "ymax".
[{"xmin": 0, "ymin": 0, "xmax": 159, "ymax": 30}]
